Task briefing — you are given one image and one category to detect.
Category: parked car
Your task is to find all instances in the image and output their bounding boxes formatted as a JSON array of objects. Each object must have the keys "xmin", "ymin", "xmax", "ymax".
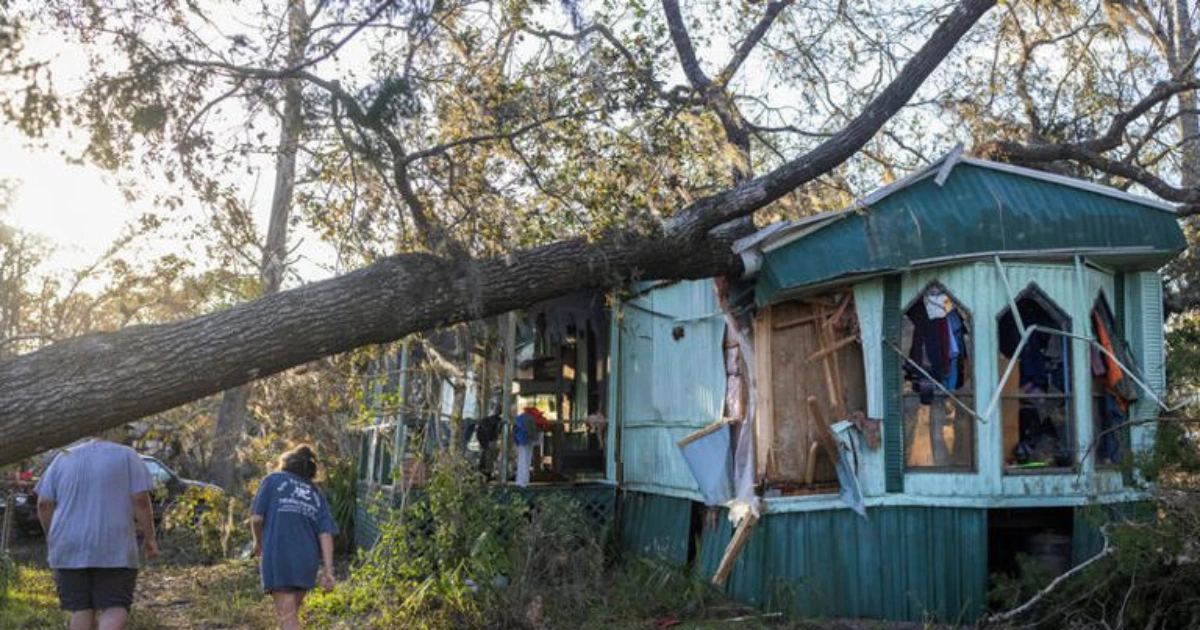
[
  {"xmin": 0, "ymin": 481, "xmax": 43, "ymax": 538},
  {"xmin": 139, "ymin": 455, "xmax": 223, "ymax": 524},
  {"xmin": 1, "ymin": 454, "xmax": 220, "ymax": 539}
]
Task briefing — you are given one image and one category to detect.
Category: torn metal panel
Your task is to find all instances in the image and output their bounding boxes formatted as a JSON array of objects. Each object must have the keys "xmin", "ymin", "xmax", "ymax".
[{"xmin": 677, "ymin": 421, "xmax": 735, "ymax": 506}]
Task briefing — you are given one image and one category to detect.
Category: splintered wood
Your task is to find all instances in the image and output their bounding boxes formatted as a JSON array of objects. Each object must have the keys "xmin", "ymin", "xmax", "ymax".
[
  {"xmin": 756, "ymin": 290, "xmax": 865, "ymax": 489},
  {"xmin": 712, "ymin": 512, "xmax": 760, "ymax": 587}
]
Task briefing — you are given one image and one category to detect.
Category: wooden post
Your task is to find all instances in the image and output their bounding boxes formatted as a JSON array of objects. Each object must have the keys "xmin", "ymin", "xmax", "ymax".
[
  {"xmin": 753, "ymin": 307, "xmax": 774, "ymax": 481},
  {"xmin": 500, "ymin": 312, "xmax": 517, "ymax": 485}
]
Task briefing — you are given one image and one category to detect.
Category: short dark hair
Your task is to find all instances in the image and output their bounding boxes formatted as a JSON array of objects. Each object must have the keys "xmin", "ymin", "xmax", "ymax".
[{"xmin": 278, "ymin": 444, "xmax": 318, "ymax": 481}]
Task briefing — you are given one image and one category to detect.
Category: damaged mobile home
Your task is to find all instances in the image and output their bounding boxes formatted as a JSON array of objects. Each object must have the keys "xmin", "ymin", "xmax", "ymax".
[
  {"xmin": 615, "ymin": 155, "xmax": 1184, "ymax": 621},
  {"xmin": 357, "ymin": 154, "xmax": 1186, "ymax": 622}
]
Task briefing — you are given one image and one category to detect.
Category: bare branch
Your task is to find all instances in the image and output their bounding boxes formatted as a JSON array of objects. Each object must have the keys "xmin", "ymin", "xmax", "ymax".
[
  {"xmin": 980, "ymin": 79, "xmax": 1200, "ymax": 212},
  {"xmin": 281, "ymin": 0, "xmax": 394, "ymax": 76},
  {"xmin": 400, "ymin": 110, "xmax": 600, "ymax": 166},
  {"xmin": 661, "ymin": 0, "xmax": 713, "ymax": 93},
  {"xmin": 987, "ymin": 526, "xmax": 1114, "ymax": 624},
  {"xmin": 718, "ymin": 0, "xmax": 794, "ymax": 86}
]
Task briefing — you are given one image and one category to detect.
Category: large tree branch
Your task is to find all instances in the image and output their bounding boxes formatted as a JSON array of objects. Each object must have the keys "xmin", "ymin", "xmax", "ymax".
[
  {"xmin": 661, "ymin": 0, "xmax": 714, "ymax": 93},
  {"xmin": 980, "ymin": 79, "xmax": 1200, "ymax": 213},
  {"xmin": 664, "ymin": 0, "xmax": 996, "ymax": 238}
]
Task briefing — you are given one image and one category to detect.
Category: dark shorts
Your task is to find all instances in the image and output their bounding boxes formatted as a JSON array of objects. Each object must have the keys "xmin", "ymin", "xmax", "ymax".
[
  {"xmin": 264, "ymin": 586, "xmax": 308, "ymax": 595},
  {"xmin": 53, "ymin": 568, "xmax": 138, "ymax": 612}
]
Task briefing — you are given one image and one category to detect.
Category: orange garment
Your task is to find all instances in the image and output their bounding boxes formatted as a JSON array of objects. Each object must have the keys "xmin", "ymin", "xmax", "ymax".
[{"xmin": 1092, "ymin": 310, "xmax": 1130, "ymax": 410}]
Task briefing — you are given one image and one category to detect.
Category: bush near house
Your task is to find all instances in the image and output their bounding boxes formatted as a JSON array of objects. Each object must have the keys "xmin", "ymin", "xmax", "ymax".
[{"xmin": 307, "ymin": 453, "xmax": 609, "ymax": 629}]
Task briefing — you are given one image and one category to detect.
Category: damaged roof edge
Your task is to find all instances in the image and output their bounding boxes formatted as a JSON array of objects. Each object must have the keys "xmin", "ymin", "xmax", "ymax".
[
  {"xmin": 755, "ymin": 246, "xmax": 1178, "ymax": 307},
  {"xmin": 736, "ymin": 152, "xmax": 1181, "ymax": 270}
]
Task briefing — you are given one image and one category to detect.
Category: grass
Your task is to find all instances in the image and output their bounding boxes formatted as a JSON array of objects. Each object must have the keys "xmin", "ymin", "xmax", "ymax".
[
  {"xmin": 0, "ymin": 548, "xmax": 950, "ymax": 629},
  {"xmin": 0, "ymin": 558, "xmax": 274, "ymax": 630}
]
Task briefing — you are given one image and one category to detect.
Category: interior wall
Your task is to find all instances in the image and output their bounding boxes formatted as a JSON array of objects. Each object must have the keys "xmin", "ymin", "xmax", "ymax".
[{"xmin": 757, "ymin": 290, "xmax": 867, "ymax": 490}]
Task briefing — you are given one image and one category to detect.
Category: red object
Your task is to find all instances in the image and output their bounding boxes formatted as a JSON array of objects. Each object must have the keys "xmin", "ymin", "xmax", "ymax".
[
  {"xmin": 653, "ymin": 617, "xmax": 681, "ymax": 628},
  {"xmin": 525, "ymin": 407, "xmax": 552, "ymax": 432}
]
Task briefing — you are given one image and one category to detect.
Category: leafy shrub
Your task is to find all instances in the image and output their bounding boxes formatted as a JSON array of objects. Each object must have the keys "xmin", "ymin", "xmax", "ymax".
[
  {"xmin": 323, "ymin": 458, "xmax": 358, "ymax": 554},
  {"xmin": 307, "ymin": 453, "xmax": 608, "ymax": 629},
  {"xmin": 160, "ymin": 486, "xmax": 251, "ymax": 564},
  {"xmin": 0, "ymin": 550, "xmax": 16, "ymax": 604}
]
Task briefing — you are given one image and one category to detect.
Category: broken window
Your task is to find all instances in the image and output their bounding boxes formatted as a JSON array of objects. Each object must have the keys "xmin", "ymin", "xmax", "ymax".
[
  {"xmin": 759, "ymin": 290, "xmax": 866, "ymax": 494},
  {"xmin": 1090, "ymin": 294, "xmax": 1137, "ymax": 467},
  {"xmin": 999, "ymin": 286, "xmax": 1073, "ymax": 472},
  {"xmin": 902, "ymin": 283, "xmax": 975, "ymax": 470}
]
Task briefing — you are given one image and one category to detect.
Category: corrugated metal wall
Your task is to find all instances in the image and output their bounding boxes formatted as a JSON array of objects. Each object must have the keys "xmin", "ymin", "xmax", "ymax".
[
  {"xmin": 692, "ymin": 504, "xmax": 988, "ymax": 622},
  {"xmin": 1126, "ymin": 272, "xmax": 1164, "ymax": 455},
  {"xmin": 618, "ymin": 280, "xmax": 726, "ymax": 500},
  {"xmin": 618, "ymin": 491, "xmax": 692, "ymax": 564}
]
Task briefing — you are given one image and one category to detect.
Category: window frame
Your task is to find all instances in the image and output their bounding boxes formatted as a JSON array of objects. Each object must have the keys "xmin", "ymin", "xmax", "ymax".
[
  {"xmin": 900, "ymin": 281, "xmax": 978, "ymax": 473},
  {"xmin": 996, "ymin": 283, "xmax": 1076, "ymax": 475}
]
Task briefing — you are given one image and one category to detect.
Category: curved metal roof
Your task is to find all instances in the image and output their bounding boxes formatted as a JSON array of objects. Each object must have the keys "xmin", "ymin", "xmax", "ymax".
[{"xmin": 740, "ymin": 156, "xmax": 1187, "ymax": 305}]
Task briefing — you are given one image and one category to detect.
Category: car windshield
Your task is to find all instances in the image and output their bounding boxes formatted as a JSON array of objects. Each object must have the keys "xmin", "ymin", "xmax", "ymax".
[{"xmin": 143, "ymin": 458, "xmax": 174, "ymax": 486}]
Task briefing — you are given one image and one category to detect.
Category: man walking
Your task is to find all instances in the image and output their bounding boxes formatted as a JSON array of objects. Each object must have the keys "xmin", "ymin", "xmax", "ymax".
[{"xmin": 36, "ymin": 433, "xmax": 158, "ymax": 630}]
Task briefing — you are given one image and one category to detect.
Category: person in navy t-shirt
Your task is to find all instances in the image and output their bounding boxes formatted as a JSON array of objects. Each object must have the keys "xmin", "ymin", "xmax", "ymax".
[{"xmin": 251, "ymin": 445, "xmax": 338, "ymax": 630}]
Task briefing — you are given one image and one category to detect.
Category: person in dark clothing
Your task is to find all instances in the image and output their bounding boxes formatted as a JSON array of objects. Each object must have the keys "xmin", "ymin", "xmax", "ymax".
[
  {"xmin": 475, "ymin": 413, "xmax": 502, "ymax": 480},
  {"xmin": 250, "ymin": 445, "xmax": 338, "ymax": 630}
]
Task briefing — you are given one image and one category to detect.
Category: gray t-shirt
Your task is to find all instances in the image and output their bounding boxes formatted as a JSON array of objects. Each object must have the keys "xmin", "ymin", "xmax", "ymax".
[{"xmin": 34, "ymin": 440, "xmax": 153, "ymax": 569}]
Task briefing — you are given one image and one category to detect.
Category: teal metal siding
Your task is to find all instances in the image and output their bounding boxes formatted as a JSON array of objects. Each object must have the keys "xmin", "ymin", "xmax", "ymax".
[
  {"xmin": 693, "ymin": 505, "xmax": 987, "ymax": 622},
  {"xmin": 618, "ymin": 491, "xmax": 691, "ymax": 564},
  {"xmin": 618, "ymin": 280, "xmax": 726, "ymax": 500},
  {"xmin": 1126, "ymin": 272, "xmax": 1164, "ymax": 457},
  {"xmin": 756, "ymin": 163, "xmax": 1185, "ymax": 304},
  {"xmin": 882, "ymin": 276, "xmax": 904, "ymax": 493}
]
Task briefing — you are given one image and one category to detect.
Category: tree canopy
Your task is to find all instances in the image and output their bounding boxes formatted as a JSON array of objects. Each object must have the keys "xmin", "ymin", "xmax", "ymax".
[{"xmin": 5, "ymin": 0, "xmax": 1200, "ymax": 464}]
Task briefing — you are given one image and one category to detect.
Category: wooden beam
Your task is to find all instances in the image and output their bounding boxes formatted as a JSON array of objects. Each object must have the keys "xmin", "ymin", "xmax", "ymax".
[
  {"xmin": 772, "ymin": 311, "xmax": 820, "ymax": 331},
  {"xmin": 804, "ymin": 441, "xmax": 820, "ymax": 486},
  {"xmin": 807, "ymin": 395, "xmax": 841, "ymax": 465},
  {"xmin": 678, "ymin": 419, "xmax": 729, "ymax": 449},
  {"xmin": 806, "ymin": 335, "xmax": 859, "ymax": 362},
  {"xmin": 712, "ymin": 512, "xmax": 760, "ymax": 587},
  {"xmin": 754, "ymin": 308, "xmax": 775, "ymax": 481}
]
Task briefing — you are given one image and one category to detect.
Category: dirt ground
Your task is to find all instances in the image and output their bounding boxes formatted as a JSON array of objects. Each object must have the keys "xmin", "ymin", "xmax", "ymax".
[{"xmin": 4, "ymin": 535, "xmax": 276, "ymax": 630}]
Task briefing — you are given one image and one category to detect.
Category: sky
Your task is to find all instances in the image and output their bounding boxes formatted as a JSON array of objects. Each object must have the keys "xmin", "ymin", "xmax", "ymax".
[
  {"xmin": 0, "ymin": 12, "xmax": 334, "ymax": 281},
  {"xmin": 1, "ymin": 127, "xmax": 143, "ymax": 270}
]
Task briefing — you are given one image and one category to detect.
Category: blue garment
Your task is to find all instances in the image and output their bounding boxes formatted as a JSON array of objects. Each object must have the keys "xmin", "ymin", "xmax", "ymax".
[
  {"xmin": 252, "ymin": 472, "xmax": 338, "ymax": 591},
  {"xmin": 943, "ymin": 357, "xmax": 959, "ymax": 391},
  {"xmin": 946, "ymin": 311, "xmax": 963, "ymax": 358},
  {"xmin": 514, "ymin": 412, "xmax": 537, "ymax": 446},
  {"xmin": 35, "ymin": 441, "xmax": 154, "ymax": 569}
]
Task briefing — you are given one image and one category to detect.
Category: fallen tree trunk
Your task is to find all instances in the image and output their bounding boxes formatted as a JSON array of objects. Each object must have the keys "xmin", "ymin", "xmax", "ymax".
[
  {"xmin": 0, "ymin": 0, "xmax": 996, "ymax": 464},
  {"xmin": 0, "ymin": 233, "xmax": 740, "ymax": 463}
]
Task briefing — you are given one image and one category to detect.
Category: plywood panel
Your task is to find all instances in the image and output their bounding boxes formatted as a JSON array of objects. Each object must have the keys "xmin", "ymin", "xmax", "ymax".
[{"xmin": 764, "ymin": 291, "xmax": 867, "ymax": 486}]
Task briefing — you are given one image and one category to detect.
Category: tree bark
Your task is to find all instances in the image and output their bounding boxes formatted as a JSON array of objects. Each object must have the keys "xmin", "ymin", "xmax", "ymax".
[
  {"xmin": 208, "ymin": 0, "xmax": 309, "ymax": 488},
  {"xmin": 0, "ymin": 0, "xmax": 995, "ymax": 465}
]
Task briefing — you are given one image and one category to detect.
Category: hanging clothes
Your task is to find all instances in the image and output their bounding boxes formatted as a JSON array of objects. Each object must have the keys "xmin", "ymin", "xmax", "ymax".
[
  {"xmin": 1091, "ymin": 303, "xmax": 1139, "ymax": 408},
  {"xmin": 906, "ymin": 291, "xmax": 970, "ymax": 394}
]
